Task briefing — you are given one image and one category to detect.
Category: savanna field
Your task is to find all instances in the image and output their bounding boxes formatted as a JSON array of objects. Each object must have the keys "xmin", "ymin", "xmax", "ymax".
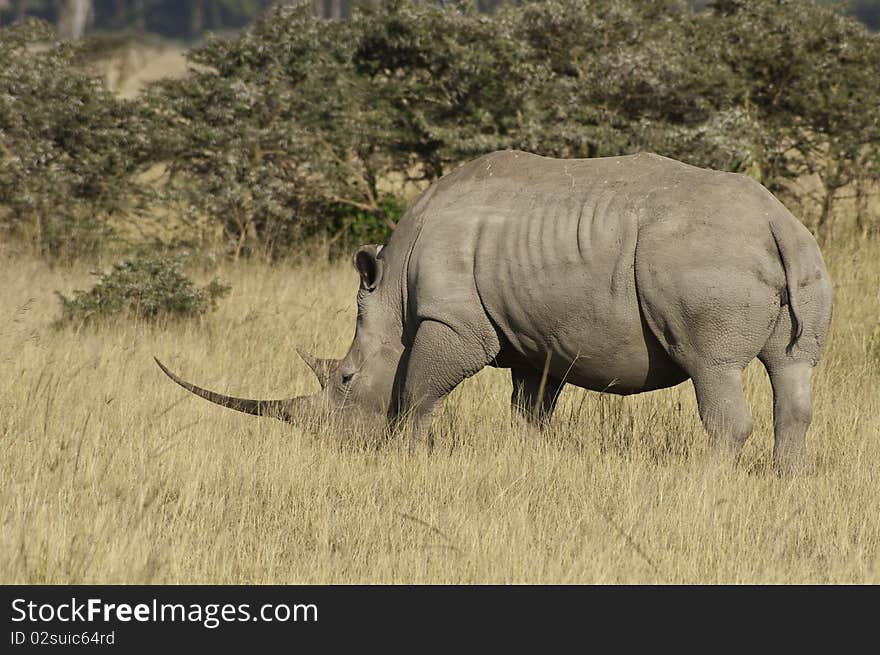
[
  {"xmin": 1, "ymin": 235, "xmax": 878, "ymax": 585},
  {"xmin": 3, "ymin": 0, "xmax": 880, "ymax": 586}
]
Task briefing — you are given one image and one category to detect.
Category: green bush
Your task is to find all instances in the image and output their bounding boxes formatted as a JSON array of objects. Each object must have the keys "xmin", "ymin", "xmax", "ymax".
[
  {"xmin": 143, "ymin": 2, "xmax": 484, "ymax": 258},
  {"xmin": 55, "ymin": 255, "xmax": 230, "ymax": 326},
  {"xmin": 2, "ymin": 2, "xmax": 879, "ymax": 262},
  {"xmin": 146, "ymin": 0, "xmax": 880, "ymax": 254},
  {"xmin": 321, "ymin": 196, "xmax": 406, "ymax": 249},
  {"xmin": 0, "ymin": 20, "xmax": 155, "ymax": 261}
]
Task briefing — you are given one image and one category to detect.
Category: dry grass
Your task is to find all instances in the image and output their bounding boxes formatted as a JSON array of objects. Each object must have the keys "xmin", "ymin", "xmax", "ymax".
[{"xmin": 0, "ymin": 235, "xmax": 878, "ymax": 585}]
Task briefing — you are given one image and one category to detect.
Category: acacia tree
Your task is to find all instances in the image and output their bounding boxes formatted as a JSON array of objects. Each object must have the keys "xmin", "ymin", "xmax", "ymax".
[
  {"xmin": 141, "ymin": 0, "xmax": 880, "ymax": 256},
  {"xmin": 145, "ymin": 4, "xmax": 367, "ymax": 256},
  {"xmin": 503, "ymin": 0, "xmax": 768, "ymax": 181},
  {"xmin": 703, "ymin": 0, "xmax": 880, "ymax": 241},
  {"xmin": 145, "ymin": 1, "xmax": 536, "ymax": 256},
  {"xmin": 3, "ymin": 1, "xmax": 879, "ymax": 262},
  {"xmin": 0, "ymin": 20, "xmax": 154, "ymax": 259}
]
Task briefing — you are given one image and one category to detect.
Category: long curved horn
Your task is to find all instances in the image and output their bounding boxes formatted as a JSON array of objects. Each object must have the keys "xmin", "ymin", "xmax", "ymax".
[
  {"xmin": 296, "ymin": 348, "xmax": 338, "ymax": 389},
  {"xmin": 154, "ymin": 358, "xmax": 306, "ymax": 422}
]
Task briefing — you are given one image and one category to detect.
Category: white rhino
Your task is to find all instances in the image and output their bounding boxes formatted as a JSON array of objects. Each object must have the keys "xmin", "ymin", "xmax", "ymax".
[{"xmin": 157, "ymin": 151, "xmax": 833, "ymax": 471}]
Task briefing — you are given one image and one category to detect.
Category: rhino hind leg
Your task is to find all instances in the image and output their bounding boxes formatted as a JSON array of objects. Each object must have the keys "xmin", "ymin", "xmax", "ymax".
[
  {"xmin": 761, "ymin": 361, "xmax": 813, "ymax": 473},
  {"xmin": 510, "ymin": 366, "xmax": 566, "ymax": 431},
  {"xmin": 758, "ymin": 301, "xmax": 828, "ymax": 473},
  {"xmin": 635, "ymin": 253, "xmax": 781, "ymax": 462}
]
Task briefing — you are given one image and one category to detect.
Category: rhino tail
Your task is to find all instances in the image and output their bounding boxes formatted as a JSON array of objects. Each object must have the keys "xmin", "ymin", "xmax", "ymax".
[{"xmin": 768, "ymin": 219, "xmax": 806, "ymax": 345}]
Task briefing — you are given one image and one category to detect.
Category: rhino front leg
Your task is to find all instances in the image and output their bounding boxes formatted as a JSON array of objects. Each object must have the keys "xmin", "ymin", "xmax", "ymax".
[
  {"xmin": 510, "ymin": 366, "xmax": 565, "ymax": 432},
  {"xmin": 398, "ymin": 319, "xmax": 499, "ymax": 455}
]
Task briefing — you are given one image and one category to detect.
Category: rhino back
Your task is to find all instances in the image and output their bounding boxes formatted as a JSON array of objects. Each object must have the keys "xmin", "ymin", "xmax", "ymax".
[{"xmin": 402, "ymin": 150, "xmax": 799, "ymax": 393}]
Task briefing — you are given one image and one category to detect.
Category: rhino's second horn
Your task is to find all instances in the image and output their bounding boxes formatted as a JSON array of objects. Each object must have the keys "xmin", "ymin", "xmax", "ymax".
[{"xmin": 296, "ymin": 349, "xmax": 338, "ymax": 389}]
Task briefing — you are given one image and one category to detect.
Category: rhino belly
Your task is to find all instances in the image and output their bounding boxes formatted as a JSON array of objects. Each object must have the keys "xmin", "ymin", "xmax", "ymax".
[
  {"xmin": 484, "ymin": 263, "xmax": 690, "ymax": 395},
  {"xmin": 495, "ymin": 310, "xmax": 688, "ymax": 395},
  {"xmin": 552, "ymin": 322, "xmax": 688, "ymax": 394}
]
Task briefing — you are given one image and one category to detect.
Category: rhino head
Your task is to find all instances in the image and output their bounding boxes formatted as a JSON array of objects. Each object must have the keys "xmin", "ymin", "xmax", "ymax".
[{"xmin": 155, "ymin": 243, "xmax": 406, "ymax": 434}]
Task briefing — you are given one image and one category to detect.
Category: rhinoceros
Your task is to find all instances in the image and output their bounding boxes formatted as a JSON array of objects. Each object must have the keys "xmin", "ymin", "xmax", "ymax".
[{"xmin": 156, "ymin": 150, "xmax": 833, "ymax": 470}]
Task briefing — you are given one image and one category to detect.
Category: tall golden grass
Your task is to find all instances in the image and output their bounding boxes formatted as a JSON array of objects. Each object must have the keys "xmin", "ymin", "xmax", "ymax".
[{"xmin": 1, "ymin": 235, "xmax": 878, "ymax": 584}]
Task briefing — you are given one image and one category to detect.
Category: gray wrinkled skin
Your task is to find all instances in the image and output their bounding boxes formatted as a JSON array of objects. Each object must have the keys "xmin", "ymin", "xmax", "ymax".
[{"xmin": 158, "ymin": 151, "xmax": 833, "ymax": 471}]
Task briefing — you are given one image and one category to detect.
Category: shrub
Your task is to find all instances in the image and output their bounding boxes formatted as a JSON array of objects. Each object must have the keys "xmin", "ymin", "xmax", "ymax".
[
  {"xmin": 148, "ymin": 0, "xmax": 880, "ymax": 254},
  {"xmin": 3, "ymin": 2, "xmax": 879, "ymax": 261},
  {"xmin": 143, "ymin": 1, "xmax": 533, "ymax": 257},
  {"xmin": 695, "ymin": 0, "xmax": 880, "ymax": 240},
  {"xmin": 0, "ymin": 20, "xmax": 156, "ymax": 260},
  {"xmin": 322, "ymin": 196, "xmax": 406, "ymax": 249},
  {"xmin": 55, "ymin": 255, "xmax": 230, "ymax": 326}
]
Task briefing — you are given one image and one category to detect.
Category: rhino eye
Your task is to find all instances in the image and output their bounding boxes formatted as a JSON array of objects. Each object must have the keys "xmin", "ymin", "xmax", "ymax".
[{"xmin": 341, "ymin": 372, "xmax": 354, "ymax": 385}]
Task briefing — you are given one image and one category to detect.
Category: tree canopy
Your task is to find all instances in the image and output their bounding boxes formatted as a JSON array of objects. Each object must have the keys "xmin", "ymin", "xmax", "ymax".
[
  {"xmin": 1, "ymin": 0, "xmax": 879, "ymax": 260},
  {"xmin": 2, "ymin": 1, "xmax": 879, "ymax": 39}
]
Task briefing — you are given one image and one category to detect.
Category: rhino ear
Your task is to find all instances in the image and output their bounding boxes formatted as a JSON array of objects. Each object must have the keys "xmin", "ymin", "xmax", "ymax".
[{"xmin": 353, "ymin": 244, "xmax": 384, "ymax": 292}]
